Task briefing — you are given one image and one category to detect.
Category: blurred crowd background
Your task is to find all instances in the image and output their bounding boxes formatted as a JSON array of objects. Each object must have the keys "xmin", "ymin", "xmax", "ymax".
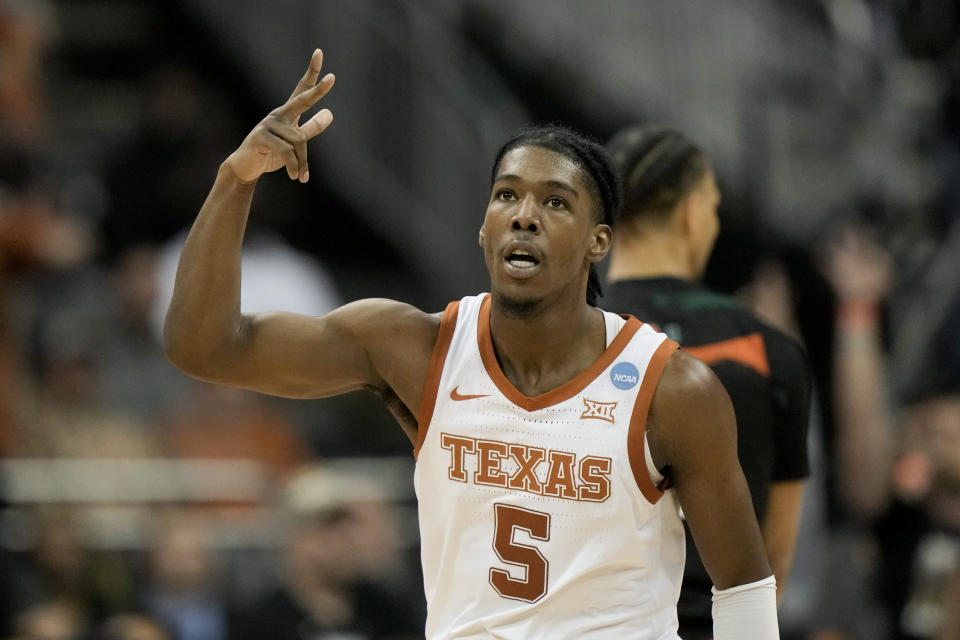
[{"xmin": 1, "ymin": 1, "xmax": 959, "ymax": 639}]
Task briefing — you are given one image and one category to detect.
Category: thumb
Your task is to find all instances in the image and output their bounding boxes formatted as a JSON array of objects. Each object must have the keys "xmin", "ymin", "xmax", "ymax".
[{"xmin": 301, "ymin": 108, "xmax": 334, "ymax": 140}]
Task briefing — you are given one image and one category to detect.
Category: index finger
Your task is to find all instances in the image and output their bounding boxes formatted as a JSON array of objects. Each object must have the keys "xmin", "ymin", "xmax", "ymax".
[{"xmin": 288, "ymin": 49, "xmax": 324, "ymax": 101}]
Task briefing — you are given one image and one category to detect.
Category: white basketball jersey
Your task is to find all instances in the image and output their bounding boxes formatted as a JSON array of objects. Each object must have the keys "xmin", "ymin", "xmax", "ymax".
[{"xmin": 413, "ymin": 294, "xmax": 686, "ymax": 640}]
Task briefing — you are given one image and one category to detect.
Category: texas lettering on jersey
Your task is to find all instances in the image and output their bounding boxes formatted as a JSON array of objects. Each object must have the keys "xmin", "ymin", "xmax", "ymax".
[{"xmin": 440, "ymin": 432, "xmax": 612, "ymax": 502}]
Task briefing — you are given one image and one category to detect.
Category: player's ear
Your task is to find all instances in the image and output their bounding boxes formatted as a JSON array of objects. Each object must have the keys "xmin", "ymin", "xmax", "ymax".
[
  {"xmin": 587, "ymin": 224, "xmax": 612, "ymax": 263},
  {"xmin": 478, "ymin": 227, "xmax": 485, "ymax": 247}
]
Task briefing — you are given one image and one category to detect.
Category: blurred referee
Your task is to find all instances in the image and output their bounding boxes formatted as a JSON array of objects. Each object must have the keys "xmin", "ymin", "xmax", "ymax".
[{"xmin": 603, "ymin": 126, "xmax": 812, "ymax": 639}]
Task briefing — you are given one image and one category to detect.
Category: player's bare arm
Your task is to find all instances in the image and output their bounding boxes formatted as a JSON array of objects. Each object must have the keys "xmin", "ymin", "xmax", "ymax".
[
  {"xmin": 646, "ymin": 350, "xmax": 772, "ymax": 589},
  {"xmin": 163, "ymin": 50, "xmax": 439, "ymax": 442}
]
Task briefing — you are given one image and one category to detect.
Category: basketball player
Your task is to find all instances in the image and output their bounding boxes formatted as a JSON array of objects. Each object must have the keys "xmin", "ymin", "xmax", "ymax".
[
  {"xmin": 603, "ymin": 126, "xmax": 811, "ymax": 638},
  {"xmin": 164, "ymin": 50, "xmax": 779, "ymax": 638}
]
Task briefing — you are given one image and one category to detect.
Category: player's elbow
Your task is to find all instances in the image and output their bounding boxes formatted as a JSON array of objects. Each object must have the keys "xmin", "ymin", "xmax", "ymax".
[
  {"xmin": 163, "ymin": 312, "xmax": 223, "ymax": 379},
  {"xmin": 163, "ymin": 322, "xmax": 203, "ymax": 376}
]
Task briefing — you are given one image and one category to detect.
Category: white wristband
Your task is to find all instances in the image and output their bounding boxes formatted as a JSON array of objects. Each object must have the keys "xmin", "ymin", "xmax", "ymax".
[{"xmin": 711, "ymin": 574, "xmax": 779, "ymax": 640}]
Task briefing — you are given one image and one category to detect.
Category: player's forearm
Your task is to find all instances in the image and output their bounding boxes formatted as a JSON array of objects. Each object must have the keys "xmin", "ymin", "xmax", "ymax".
[{"xmin": 164, "ymin": 163, "xmax": 256, "ymax": 376}]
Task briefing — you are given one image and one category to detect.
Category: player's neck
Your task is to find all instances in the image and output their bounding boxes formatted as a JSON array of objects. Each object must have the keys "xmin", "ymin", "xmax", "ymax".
[
  {"xmin": 489, "ymin": 295, "xmax": 606, "ymax": 397},
  {"xmin": 606, "ymin": 230, "xmax": 697, "ymax": 281}
]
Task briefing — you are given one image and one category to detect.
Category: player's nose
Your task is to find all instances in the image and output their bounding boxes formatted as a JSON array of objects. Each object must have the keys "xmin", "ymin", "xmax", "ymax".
[{"xmin": 511, "ymin": 196, "xmax": 540, "ymax": 233}]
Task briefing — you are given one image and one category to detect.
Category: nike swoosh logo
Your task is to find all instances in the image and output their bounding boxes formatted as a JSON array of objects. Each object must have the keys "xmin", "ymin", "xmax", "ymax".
[{"xmin": 449, "ymin": 386, "xmax": 490, "ymax": 401}]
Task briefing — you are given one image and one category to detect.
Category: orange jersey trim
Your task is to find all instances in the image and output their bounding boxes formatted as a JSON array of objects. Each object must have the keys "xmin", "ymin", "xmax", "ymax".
[
  {"xmin": 477, "ymin": 295, "xmax": 644, "ymax": 412},
  {"xmin": 414, "ymin": 301, "xmax": 461, "ymax": 459},
  {"xmin": 683, "ymin": 333, "xmax": 770, "ymax": 377},
  {"xmin": 627, "ymin": 338, "xmax": 680, "ymax": 504}
]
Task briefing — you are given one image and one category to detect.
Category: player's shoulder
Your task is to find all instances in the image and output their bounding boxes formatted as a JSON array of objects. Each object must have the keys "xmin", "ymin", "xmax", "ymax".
[
  {"xmin": 648, "ymin": 349, "xmax": 735, "ymax": 460},
  {"xmin": 329, "ymin": 297, "xmax": 442, "ymax": 346},
  {"xmin": 651, "ymin": 349, "xmax": 731, "ymax": 424},
  {"xmin": 333, "ymin": 297, "xmax": 437, "ymax": 320}
]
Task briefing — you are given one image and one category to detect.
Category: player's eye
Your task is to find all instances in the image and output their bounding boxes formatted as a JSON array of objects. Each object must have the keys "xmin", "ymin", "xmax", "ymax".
[
  {"xmin": 546, "ymin": 197, "xmax": 566, "ymax": 209},
  {"xmin": 497, "ymin": 189, "xmax": 516, "ymax": 201}
]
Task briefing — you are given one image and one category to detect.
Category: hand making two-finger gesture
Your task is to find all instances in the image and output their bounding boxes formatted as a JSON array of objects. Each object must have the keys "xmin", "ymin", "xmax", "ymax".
[{"xmin": 224, "ymin": 49, "xmax": 335, "ymax": 185}]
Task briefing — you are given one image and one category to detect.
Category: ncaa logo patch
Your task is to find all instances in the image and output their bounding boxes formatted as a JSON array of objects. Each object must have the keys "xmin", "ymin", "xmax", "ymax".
[{"xmin": 610, "ymin": 362, "xmax": 640, "ymax": 390}]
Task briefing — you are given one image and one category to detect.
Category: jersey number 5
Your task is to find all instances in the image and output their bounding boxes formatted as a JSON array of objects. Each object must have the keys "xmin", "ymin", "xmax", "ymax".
[{"xmin": 489, "ymin": 503, "xmax": 550, "ymax": 603}]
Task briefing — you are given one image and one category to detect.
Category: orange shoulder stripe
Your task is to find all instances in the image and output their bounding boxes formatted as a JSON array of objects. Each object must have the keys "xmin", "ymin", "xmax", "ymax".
[
  {"xmin": 413, "ymin": 300, "xmax": 460, "ymax": 459},
  {"xmin": 627, "ymin": 338, "xmax": 679, "ymax": 504}
]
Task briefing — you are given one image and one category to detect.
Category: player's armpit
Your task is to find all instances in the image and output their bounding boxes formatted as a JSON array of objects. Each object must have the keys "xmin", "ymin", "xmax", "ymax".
[{"xmin": 646, "ymin": 350, "xmax": 773, "ymax": 590}]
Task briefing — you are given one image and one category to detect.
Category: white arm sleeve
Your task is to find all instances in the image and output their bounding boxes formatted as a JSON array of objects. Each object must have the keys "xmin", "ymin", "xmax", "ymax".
[{"xmin": 711, "ymin": 574, "xmax": 779, "ymax": 640}]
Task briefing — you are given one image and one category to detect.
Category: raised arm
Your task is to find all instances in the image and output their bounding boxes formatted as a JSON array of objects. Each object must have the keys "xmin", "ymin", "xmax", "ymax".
[
  {"xmin": 647, "ymin": 350, "xmax": 778, "ymax": 638},
  {"xmin": 821, "ymin": 227, "xmax": 895, "ymax": 519},
  {"xmin": 163, "ymin": 50, "xmax": 438, "ymax": 441}
]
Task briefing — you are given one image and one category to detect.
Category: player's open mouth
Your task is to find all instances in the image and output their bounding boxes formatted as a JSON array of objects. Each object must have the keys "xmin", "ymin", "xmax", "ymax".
[
  {"xmin": 501, "ymin": 241, "xmax": 542, "ymax": 278},
  {"xmin": 506, "ymin": 249, "xmax": 539, "ymax": 269}
]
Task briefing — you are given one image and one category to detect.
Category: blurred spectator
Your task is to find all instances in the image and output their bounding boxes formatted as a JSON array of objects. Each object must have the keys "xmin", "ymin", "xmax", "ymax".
[
  {"xmin": 883, "ymin": 395, "xmax": 960, "ymax": 640},
  {"xmin": 0, "ymin": 186, "xmax": 95, "ymax": 456},
  {"xmin": 231, "ymin": 466, "xmax": 423, "ymax": 640},
  {"xmin": 141, "ymin": 510, "xmax": 227, "ymax": 640},
  {"xmin": 90, "ymin": 613, "xmax": 173, "ymax": 640},
  {"xmin": 0, "ymin": 0, "xmax": 95, "ymax": 459},
  {"xmin": 822, "ymin": 227, "xmax": 896, "ymax": 522},
  {"xmin": 11, "ymin": 301, "xmax": 161, "ymax": 459},
  {"xmin": 0, "ymin": 506, "xmax": 135, "ymax": 640},
  {"xmin": 164, "ymin": 384, "xmax": 310, "ymax": 479},
  {"xmin": 9, "ymin": 241, "xmax": 191, "ymax": 452},
  {"xmin": 32, "ymin": 508, "xmax": 95, "ymax": 614},
  {"xmin": 817, "ymin": 226, "xmax": 960, "ymax": 639},
  {"xmin": 10, "ymin": 599, "xmax": 84, "ymax": 640},
  {"xmin": 97, "ymin": 245, "xmax": 194, "ymax": 423},
  {"xmin": 0, "ymin": 0, "xmax": 52, "ymax": 146},
  {"xmin": 0, "ymin": 0, "xmax": 91, "ymax": 275}
]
